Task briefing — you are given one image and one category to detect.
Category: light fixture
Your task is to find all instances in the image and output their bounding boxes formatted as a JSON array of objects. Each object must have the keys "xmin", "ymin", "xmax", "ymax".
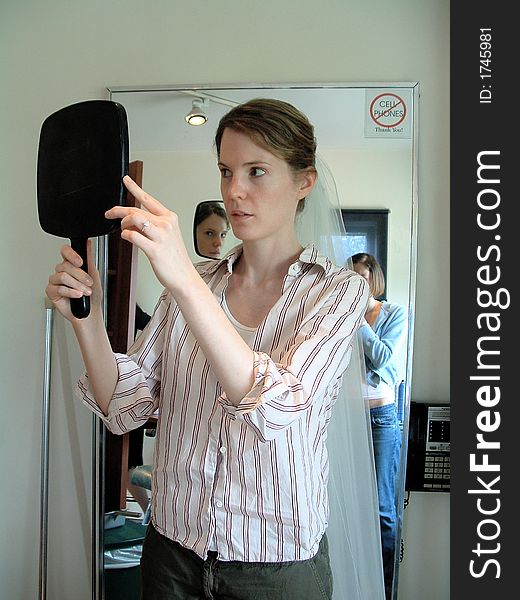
[{"xmin": 185, "ymin": 98, "xmax": 208, "ymax": 126}]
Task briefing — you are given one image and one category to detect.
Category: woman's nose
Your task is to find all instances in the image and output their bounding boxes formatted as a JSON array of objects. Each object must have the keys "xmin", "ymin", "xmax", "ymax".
[{"xmin": 226, "ymin": 174, "xmax": 246, "ymax": 199}]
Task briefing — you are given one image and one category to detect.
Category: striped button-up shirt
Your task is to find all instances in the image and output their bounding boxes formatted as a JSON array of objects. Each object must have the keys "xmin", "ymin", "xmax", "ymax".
[{"xmin": 78, "ymin": 244, "xmax": 369, "ymax": 562}]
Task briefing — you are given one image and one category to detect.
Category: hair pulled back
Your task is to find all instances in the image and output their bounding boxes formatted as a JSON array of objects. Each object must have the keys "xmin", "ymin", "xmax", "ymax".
[{"xmin": 215, "ymin": 98, "xmax": 317, "ymax": 212}]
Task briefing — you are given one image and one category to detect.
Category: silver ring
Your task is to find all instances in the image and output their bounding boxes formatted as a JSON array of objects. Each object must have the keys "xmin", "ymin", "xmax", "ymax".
[{"xmin": 141, "ymin": 220, "xmax": 151, "ymax": 232}]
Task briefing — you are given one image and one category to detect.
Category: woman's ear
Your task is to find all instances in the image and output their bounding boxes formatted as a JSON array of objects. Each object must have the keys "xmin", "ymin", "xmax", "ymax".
[{"xmin": 297, "ymin": 167, "xmax": 317, "ymax": 200}]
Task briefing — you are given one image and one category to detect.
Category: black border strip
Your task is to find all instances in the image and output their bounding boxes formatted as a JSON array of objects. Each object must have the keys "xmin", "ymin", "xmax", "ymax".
[{"xmin": 451, "ymin": 3, "xmax": 513, "ymax": 597}]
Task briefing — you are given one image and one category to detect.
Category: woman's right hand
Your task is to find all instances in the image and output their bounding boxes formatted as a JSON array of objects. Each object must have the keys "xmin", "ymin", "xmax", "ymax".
[{"xmin": 45, "ymin": 240, "xmax": 102, "ymax": 322}]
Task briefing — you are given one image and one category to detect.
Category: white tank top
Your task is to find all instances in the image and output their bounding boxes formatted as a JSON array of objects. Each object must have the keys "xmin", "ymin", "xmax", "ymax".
[{"xmin": 221, "ymin": 294, "xmax": 257, "ymax": 341}]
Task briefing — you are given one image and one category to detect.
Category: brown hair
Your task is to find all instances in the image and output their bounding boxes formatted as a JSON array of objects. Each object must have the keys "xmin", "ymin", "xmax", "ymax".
[
  {"xmin": 215, "ymin": 98, "xmax": 317, "ymax": 212},
  {"xmin": 350, "ymin": 252, "xmax": 386, "ymax": 298},
  {"xmin": 194, "ymin": 201, "xmax": 229, "ymax": 229}
]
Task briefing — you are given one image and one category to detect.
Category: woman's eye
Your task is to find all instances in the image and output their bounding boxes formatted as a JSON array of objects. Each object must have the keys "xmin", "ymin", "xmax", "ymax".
[
  {"xmin": 221, "ymin": 231, "xmax": 228, "ymax": 239},
  {"xmin": 205, "ymin": 230, "xmax": 214, "ymax": 238},
  {"xmin": 250, "ymin": 167, "xmax": 266, "ymax": 177},
  {"xmin": 220, "ymin": 168, "xmax": 231, "ymax": 177}
]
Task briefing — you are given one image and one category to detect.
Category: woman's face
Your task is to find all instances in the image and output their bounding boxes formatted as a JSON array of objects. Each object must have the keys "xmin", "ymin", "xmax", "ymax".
[
  {"xmin": 196, "ymin": 213, "xmax": 229, "ymax": 258},
  {"xmin": 353, "ymin": 262, "xmax": 372, "ymax": 291},
  {"xmin": 217, "ymin": 128, "xmax": 314, "ymax": 244}
]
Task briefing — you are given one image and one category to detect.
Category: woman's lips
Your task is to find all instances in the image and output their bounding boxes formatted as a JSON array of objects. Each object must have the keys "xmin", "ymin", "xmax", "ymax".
[{"xmin": 230, "ymin": 211, "xmax": 253, "ymax": 222}]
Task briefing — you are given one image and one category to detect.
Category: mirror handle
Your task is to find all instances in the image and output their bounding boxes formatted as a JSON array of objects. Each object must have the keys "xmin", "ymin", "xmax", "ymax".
[{"xmin": 70, "ymin": 237, "xmax": 90, "ymax": 319}]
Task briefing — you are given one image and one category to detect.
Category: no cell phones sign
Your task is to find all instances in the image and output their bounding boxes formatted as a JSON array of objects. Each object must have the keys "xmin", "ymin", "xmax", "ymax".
[{"xmin": 365, "ymin": 88, "xmax": 412, "ymax": 138}]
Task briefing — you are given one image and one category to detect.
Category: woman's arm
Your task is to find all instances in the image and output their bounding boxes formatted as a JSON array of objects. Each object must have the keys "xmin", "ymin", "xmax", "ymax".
[
  {"xmin": 72, "ymin": 309, "xmax": 118, "ymax": 416},
  {"xmin": 46, "ymin": 241, "xmax": 118, "ymax": 415},
  {"xmin": 77, "ymin": 293, "xmax": 168, "ymax": 433},
  {"xmin": 217, "ymin": 271, "xmax": 369, "ymax": 441},
  {"xmin": 358, "ymin": 304, "xmax": 407, "ymax": 370},
  {"xmin": 105, "ymin": 177, "xmax": 257, "ymax": 407},
  {"xmin": 173, "ymin": 271, "xmax": 256, "ymax": 405}
]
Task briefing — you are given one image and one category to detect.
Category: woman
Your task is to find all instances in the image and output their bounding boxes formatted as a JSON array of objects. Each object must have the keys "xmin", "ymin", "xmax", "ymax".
[
  {"xmin": 46, "ymin": 99, "xmax": 382, "ymax": 599},
  {"xmin": 194, "ymin": 201, "xmax": 230, "ymax": 258},
  {"xmin": 350, "ymin": 252, "xmax": 407, "ymax": 600}
]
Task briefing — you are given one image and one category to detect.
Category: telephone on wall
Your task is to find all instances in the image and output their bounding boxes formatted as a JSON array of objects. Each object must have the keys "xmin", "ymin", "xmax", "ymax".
[{"xmin": 405, "ymin": 402, "xmax": 450, "ymax": 492}]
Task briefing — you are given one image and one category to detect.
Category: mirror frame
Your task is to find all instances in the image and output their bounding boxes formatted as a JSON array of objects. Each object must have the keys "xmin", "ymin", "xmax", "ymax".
[{"xmin": 93, "ymin": 82, "xmax": 419, "ymax": 600}]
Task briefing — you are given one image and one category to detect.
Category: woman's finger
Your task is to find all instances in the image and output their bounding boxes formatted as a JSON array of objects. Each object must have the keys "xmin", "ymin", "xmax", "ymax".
[
  {"xmin": 48, "ymin": 271, "xmax": 92, "ymax": 296},
  {"xmin": 123, "ymin": 175, "xmax": 170, "ymax": 216},
  {"xmin": 60, "ymin": 244, "xmax": 84, "ymax": 268},
  {"xmin": 54, "ymin": 257, "xmax": 93, "ymax": 285},
  {"xmin": 119, "ymin": 211, "xmax": 157, "ymax": 235},
  {"xmin": 105, "ymin": 204, "xmax": 142, "ymax": 222}
]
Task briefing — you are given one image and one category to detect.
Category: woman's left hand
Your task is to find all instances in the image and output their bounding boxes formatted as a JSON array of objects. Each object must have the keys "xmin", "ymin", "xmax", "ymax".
[{"xmin": 105, "ymin": 176, "xmax": 194, "ymax": 292}]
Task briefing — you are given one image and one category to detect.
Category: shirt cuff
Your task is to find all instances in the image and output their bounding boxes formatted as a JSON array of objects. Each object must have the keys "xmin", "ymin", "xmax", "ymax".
[
  {"xmin": 76, "ymin": 353, "xmax": 155, "ymax": 433},
  {"xmin": 218, "ymin": 351, "xmax": 291, "ymax": 418}
]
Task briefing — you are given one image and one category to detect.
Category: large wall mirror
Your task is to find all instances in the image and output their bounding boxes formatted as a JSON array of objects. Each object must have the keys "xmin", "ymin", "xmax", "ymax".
[{"xmin": 95, "ymin": 82, "xmax": 418, "ymax": 600}]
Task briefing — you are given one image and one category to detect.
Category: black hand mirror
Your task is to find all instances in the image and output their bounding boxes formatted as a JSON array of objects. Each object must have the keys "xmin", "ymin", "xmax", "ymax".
[{"xmin": 37, "ymin": 99, "xmax": 129, "ymax": 318}]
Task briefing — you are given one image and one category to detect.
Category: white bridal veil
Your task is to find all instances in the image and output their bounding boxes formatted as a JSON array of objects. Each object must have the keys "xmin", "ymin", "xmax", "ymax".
[{"xmin": 297, "ymin": 156, "xmax": 385, "ymax": 600}]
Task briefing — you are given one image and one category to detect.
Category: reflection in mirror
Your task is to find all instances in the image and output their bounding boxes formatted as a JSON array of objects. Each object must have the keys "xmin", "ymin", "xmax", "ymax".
[
  {"xmin": 100, "ymin": 83, "xmax": 418, "ymax": 600},
  {"xmin": 193, "ymin": 200, "xmax": 233, "ymax": 259}
]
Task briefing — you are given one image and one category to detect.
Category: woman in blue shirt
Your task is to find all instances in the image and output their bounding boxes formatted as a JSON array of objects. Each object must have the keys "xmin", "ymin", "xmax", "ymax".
[{"xmin": 351, "ymin": 252, "xmax": 407, "ymax": 600}]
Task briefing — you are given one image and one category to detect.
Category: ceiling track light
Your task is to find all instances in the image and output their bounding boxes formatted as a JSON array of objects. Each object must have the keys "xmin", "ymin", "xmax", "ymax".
[{"xmin": 185, "ymin": 98, "xmax": 208, "ymax": 126}]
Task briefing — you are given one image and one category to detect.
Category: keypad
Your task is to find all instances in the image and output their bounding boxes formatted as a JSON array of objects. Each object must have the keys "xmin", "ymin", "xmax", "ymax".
[{"xmin": 422, "ymin": 452, "xmax": 450, "ymax": 490}]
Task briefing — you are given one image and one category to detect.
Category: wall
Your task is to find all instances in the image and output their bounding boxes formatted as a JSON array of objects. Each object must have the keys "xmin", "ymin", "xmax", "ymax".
[{"xmin": 0, "ymin": 1, "xmax": 449, "ymax": 599}]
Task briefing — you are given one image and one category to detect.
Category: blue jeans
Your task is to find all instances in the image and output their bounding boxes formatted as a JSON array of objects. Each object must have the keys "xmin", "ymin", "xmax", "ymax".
[{"xmin": 370, "ymin": 403, "xmax": 402, "ymax": 600}]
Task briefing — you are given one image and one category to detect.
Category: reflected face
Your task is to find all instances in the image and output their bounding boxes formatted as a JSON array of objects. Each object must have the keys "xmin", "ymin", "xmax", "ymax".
[
  {"xmin": 196, "ymin": 213, "xmax": 229, "ymax": 258},
  {"xmin": 353, "ymin": 263, "xmax": 372, "ymax": 292},
  {"xmin": 218, "ymin": 129, "xmax": 308, "ymax": 243}
]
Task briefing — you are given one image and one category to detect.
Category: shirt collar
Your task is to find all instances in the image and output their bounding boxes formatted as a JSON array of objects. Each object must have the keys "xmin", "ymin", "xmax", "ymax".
[
  {"xmin": 298, "ymin": 244, "xmax": 331, "ymax": 271},
  {"xmin": 195, "ymin": 243, "xmax": 331, "ymax": 276}
]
